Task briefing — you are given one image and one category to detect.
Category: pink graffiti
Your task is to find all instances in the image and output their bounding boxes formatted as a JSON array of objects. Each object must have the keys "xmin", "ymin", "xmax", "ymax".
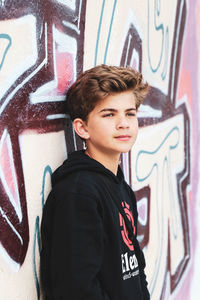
[{"xmin": 0, "ymin": 0, "xmax": 86, "ymax": 265}]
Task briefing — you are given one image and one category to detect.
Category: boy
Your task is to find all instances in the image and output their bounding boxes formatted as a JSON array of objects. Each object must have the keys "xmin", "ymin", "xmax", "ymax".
[{"xmin": 40, "ymin": 64, "xmax": 150, "ymax": 300}]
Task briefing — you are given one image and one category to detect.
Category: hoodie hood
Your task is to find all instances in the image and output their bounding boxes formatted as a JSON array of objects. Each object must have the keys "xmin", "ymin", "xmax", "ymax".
[{"xmin": 51, "ymin": 150, "xmax": 124, "ymax": 186}]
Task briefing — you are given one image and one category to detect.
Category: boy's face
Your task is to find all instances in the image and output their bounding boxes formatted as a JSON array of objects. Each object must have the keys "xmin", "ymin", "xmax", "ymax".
[{"xmin": 81, "ymin": 90, "xmax": 138, "ymax": 159}]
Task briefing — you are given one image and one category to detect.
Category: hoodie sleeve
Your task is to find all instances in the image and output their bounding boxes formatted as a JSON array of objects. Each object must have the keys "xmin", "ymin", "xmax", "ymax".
[
  {"xmin": 134, "ymin": 239, "xmax": 150, "ymax": 300},
  {"xmin": 41, "ymin": 187, "xmax": 111, "ymax": 300},
  {"xmin": 127, "ymin": 186, "xmax": 150, "ymax": 300}
]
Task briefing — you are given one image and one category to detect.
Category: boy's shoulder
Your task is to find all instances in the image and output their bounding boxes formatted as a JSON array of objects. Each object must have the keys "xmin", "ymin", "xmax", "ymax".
[
  {"xmin": 50, "ymin": 150, "xmax": 125, "ymax": 201},
  {"xmin": 44, "ymin": 168, "xmax": 102, "ymax": 213},
  {"xmin": 54, "ymin": 167, "xmax": 100, "ymax": 189},
  {"xmin": 51, "ymin": 154, "xmax": 102, "ymax": 196},
  {"xmin": 51, "ymin": 150, "xmax": 110, "ymax": 188}
]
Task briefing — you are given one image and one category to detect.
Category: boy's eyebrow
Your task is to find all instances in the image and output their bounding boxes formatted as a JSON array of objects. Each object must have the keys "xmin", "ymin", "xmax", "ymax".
[
  {"xmin": 125, "ymin": 108, "xmax": 136, "ymax": 111},
  {"xmin": 99, "ymin": 108, "xmax": 117, "ymax": 113},
  {"xmin": 99, "ymin": 108, "xmax": 136, "ymax": 113}
]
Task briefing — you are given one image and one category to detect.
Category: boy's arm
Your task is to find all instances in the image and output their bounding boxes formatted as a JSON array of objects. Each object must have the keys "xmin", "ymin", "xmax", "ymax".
[
  {"xmin": 134, "ymin": 238, "xmax": 150, "ymax": 300},
  {"xmin": 41, "ymin": 189, "xmax": 111, "ymax": 300},
  {"xmin": 128, "ymin": 186, "xmax": 150, "ymax": 300}
]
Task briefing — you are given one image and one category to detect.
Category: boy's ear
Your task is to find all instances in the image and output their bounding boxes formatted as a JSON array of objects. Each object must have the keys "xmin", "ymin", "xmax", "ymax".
[{"xmin": 73, "ymin": 118, "xmax": 90, "ymax": 140}]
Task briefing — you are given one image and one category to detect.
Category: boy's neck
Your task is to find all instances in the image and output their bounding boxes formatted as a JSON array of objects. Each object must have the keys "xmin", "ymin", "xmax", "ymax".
[{"xmin": 85, "ymin": 149, "xmax": 120, "ymax": 175}]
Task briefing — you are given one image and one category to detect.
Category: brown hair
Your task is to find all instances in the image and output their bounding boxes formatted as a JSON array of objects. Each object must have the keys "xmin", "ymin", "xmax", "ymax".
[{"xmin": 66, "ymin": 64, "xmax": 149, "ymax": 121}]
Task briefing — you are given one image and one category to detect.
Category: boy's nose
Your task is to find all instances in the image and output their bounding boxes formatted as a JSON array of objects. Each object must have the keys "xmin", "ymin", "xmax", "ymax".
[{"xmin": 116, "ymin": 116, "xmax": 129, "ymax": 129}]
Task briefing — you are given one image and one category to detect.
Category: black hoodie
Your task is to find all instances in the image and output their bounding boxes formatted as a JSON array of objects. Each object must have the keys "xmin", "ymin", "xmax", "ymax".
[{"xmin": 40, "ymin": 150, "xmax": 150, "ymax": 300}]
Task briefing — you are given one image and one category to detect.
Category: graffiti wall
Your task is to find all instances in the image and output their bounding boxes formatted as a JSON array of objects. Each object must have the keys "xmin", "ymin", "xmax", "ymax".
[{"xmin": 0, "ymin": 0, "xmax": 199, "ymax": 299}]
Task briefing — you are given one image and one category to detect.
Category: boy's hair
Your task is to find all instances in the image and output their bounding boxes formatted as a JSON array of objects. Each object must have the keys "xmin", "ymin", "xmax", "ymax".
[{"xmin": 66, "ymin": 64, "xmax": 149, "ymax": 121}]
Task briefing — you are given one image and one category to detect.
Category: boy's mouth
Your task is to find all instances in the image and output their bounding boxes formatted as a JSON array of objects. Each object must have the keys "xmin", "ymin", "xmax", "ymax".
[{"xmin": 115, "ymin": 135, "xmax": 131, "ymax": 141}]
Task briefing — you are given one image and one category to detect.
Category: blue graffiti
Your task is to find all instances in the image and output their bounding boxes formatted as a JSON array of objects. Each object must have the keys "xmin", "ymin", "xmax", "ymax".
[
  {"xmin": 94, "ymin": 0, "xmax": 105, "ymax": 66},
  {"xmin": 33, "ymin": 216, "xmax": 41, "ymax": 300},
  {"xmin": 0, "ymin": 34, "xmax": 12, "ymax": 70},
  {"xmin": 147, "ymin": 0, "xmax": 169, "ymax": 76},
  {"xmin": 103, "ymin": 0, "xmax": 117, "ymax": 63},
  {"xmin": 41, "ymin": 165, "xmax": 53, "ymax": 209},
  {"xmin": 94, "ymin": 0, "xmax": 117, "ymax": 65},
  {"xmin": 135, "ymin": 126, "xmax": 180, "ymax": 182},
  {"xmin": 33, "ymin": 165, "xmax": 52, "ymax": 300}
]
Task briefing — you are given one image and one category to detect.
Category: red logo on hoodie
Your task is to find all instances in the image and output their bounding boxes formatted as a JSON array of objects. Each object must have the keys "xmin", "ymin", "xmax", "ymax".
[{"xmin": 119, "ymin": 202, "xmax": 135, "ymax": 251}]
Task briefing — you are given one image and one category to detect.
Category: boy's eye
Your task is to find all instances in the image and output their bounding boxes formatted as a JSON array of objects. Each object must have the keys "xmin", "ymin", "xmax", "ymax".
[
  {"xmin": 127, "ymin": 112, "xmax": 136, "ymax": 116},
  {"xmin": 102, "ymin": 113, "xmax": 114, "ymax": 117}
]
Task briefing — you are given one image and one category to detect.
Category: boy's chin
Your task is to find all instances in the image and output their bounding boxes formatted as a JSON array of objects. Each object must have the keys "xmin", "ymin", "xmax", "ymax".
[
  {"xmin": 119, "ymin": 144, "xmax": 134, "ymax": 153},
  {"xmin": 118, "ymin": 148, "xmax": 132, "ymax": 154}
]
